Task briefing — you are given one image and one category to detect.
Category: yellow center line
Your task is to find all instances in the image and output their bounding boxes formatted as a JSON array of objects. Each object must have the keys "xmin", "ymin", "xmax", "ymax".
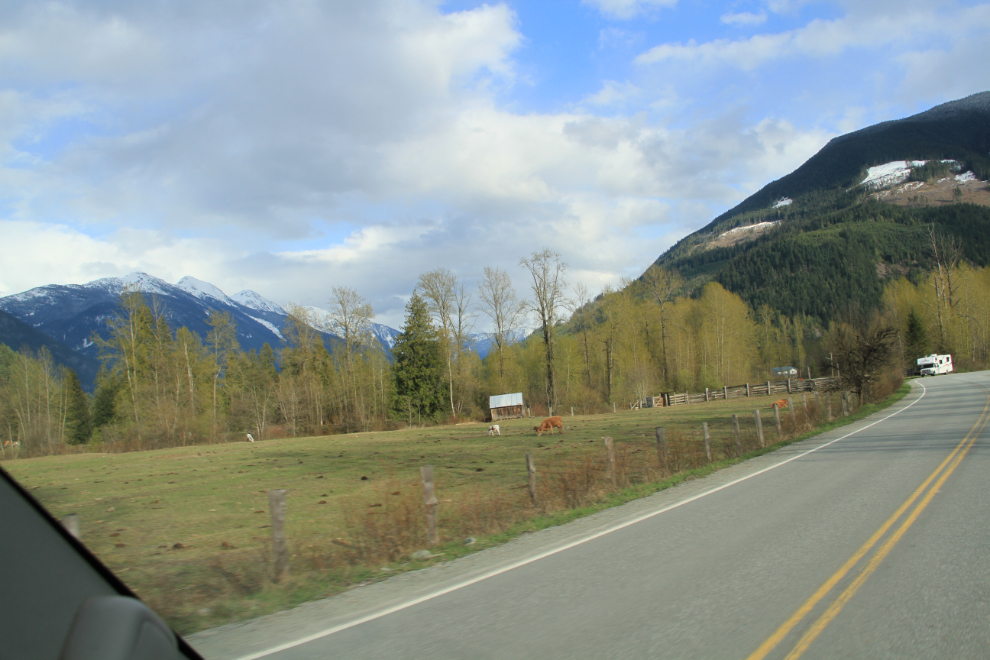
[
  {"xmin": 746, "ymin": 390, "xmax": 990, "ymax": 660},
  {"xmin": 782, "ymin": 402, "xmax": 990, "ymax": 659}
]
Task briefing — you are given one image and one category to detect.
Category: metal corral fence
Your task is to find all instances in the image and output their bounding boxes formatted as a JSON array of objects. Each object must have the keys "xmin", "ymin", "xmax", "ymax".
[{"xmin": 654, "ymin": 377, "xmax": 838, "ymax": 407}]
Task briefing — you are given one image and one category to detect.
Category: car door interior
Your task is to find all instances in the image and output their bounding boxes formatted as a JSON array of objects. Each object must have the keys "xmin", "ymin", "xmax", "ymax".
[{"xmin": 0, "ymin": 467, "xmax": 202, "ymax": 659}]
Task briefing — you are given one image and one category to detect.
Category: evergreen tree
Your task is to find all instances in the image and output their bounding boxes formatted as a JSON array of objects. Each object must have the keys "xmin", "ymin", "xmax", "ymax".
[
  {"xmin": 91, "ymin": 372, "xmax": 120, "ymax": 428},
  {"xmin": 64, "ymin": 369, "xmax": 93, "ymax": 445},
  {"xmin": 905, "ymin": 308, "xmax": 929, "ymax": 364},
  {"xmin": 391, "ymin": 293, "xmax": 447, "ymax": 423}
]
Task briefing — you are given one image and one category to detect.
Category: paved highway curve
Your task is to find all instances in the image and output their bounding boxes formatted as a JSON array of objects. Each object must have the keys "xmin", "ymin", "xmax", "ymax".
[{"xmin": 190, "ymin": 373, "xmax": 990, "ymax": 660}]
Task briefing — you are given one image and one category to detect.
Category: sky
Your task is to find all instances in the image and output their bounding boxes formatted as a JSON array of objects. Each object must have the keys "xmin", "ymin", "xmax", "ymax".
[{"xmin": 2, "ymin": 0, "xmax": 989, "ymax": 329}]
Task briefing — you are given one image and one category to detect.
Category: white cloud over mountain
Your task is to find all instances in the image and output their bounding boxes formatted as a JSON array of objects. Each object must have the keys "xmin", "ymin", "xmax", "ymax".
[{"xmin": 1, "ymin": 0, "xmax": 987, "ymax": 328}]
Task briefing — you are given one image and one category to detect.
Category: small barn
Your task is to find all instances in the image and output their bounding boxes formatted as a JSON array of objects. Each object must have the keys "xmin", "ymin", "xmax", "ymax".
[{"xmin": 489, "ymin": 392, "xmax": 525, "ymax": 421}]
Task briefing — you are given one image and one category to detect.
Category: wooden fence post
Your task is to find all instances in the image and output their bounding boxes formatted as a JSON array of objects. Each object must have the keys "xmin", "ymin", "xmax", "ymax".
[
  {"xmin": 841, "ymin": 392, "xmax": 849, "ymax": 417},
  {"xmin": 268, "ymin": 489, "xmax": 289, "ymax": 582},
  {"xmin": 613, "ymin": 402, "xmax": 616, "ymax": 413},
  {"xmin": 746, "ymin": 383, "xmax": 751, "ymax": 397},
  {"xmin": 604, "ymin": 437, "xmax": 616, "ymax": 487},
  {"xmin": 826, "ymin": 392, "xmax": 833, "ymax": 422},
  {"xmin": 705, "ymin": 387, "xmax": 710, "ymax": 402},
  {"xmin": 61, "ymin": 513, "xmax": 80, "ymax": 540},
  {"xmin": 732, "ymin": 414, "xmax": 741, "ymax": 455},
  {"xmin": 787, "ymin": 397, "xmax": 795, "ymax": 432},
  {"xmin": 655, "ymin": 427, "xmax": 667, "ymax": 471},
  {"xmin": 723, "ymin": 385, "xmax": 729, "ymax": 400},
  {"xmin": 787, "ymin": 378, "xmax": 792, "ymax": 394},
  {"xmin": 802, "ymin": 394, "xmax": 808, "ymax": 415},
  {"xmin": 571, "ymin": 406, "xmax": 574, "ymax": 417},
  {"xmin": 773, "ymin": 404, "xmax": 782, "ymax": 435},
  {"xmin": 420, "ymin": 466, "xmax": 439, "ymax": 545},
  {"xmin": 766, "ymin": 380, "xmax": 771, "ymax": 396},
  {"xmin": 526, "ymin": 453, "xmax": 537, "ymax": 506},
  {"xmin": 702, "ymin": 422, "xmax": 712, "ymax": 462},
  {"xmin": 754, "ymin": 410, "xmax": 765, "ymax": 447}
]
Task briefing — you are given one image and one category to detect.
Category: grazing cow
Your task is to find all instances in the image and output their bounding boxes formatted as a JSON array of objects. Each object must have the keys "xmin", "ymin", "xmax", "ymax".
[
  {"xmin": 246, "ymin": 433, "xmax": 255, "ymax": 443},
  {"xmin": 487, "ymin": 424, "xmax": 501, "ymax": 436},
  {"xmin": 533, "ymin": 416, "xmax": 564, "ymax": 436},
  {"xmin": 772, "ymin": 399, "xmax": 789, "ymax": 409}
]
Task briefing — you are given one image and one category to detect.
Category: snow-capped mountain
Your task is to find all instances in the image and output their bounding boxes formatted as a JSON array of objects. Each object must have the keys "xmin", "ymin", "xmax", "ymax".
[
  {"xmin": 0, "ymin": 273, "xmax": 342, "ymax": 360},
  {"xmin": 0, "ymin": 273, "xmax": 523, "ymax": 364},
  {"xmin": 176, "ymin": 276, "xmax": 239, "ymax": 308},
  {"xmin": 231, "ymin": 290, "xmax": 287, "ymax": 315}
]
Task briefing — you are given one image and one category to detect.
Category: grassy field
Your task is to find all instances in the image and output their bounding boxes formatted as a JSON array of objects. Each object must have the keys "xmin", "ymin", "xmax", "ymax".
[{"xmin": 3, "ymin": 388, "xmax": 904, "ymax": 634}]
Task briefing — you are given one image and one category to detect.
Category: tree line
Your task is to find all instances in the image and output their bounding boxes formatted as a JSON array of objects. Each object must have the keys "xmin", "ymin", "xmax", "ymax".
[{"xmin": 6, "ymin": 243, "xmax": 988, "ymax": 456}]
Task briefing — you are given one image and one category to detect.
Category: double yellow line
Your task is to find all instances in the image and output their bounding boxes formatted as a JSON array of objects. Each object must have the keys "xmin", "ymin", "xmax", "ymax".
[{"xmin": 747, "ymin": 389, "xmax": 990, "ymax": 660}]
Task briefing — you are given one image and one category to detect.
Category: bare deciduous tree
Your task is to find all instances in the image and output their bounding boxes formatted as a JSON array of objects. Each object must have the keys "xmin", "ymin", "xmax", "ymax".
[
  {"xmin": 598, "ymin": 285, "xmax": 623, "ymax": 401},
  {"xmin": 478, "ymin": 266, "xmax": 526, "ymax": 386},
  {"xmin": 642, "ymin": 264, "xmax": 682, "ymax": 384},
  {"xmin": 928, "ymin": 224, "xmax": 962, "ymax": 350},
  {"xmin": 569, "ymin": 283, "xmax": 593, "ymax": 388},
  {"xmin": 828, "ymin": 313, "xmax": 899, "ymax": 402},
  {"xmin": 326, "ymin": 287, "xmax": 374, "ymax": 414},
  {"xmin": 206, "ymin": 311, "xmax": 239, "ymax": 437},
  {"xmin": 520, "ymin": 249, "xmax": 568, "ymax": 415}
]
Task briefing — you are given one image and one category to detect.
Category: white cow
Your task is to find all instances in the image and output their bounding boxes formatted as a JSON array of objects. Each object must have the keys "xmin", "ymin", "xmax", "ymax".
[
  {"xmin": 487, "ymin": 424, "xmax": 500, "ymax": 436},
  {"xmin": 246, "ymin": 433, "xmax": 255, "ymax": 443}
]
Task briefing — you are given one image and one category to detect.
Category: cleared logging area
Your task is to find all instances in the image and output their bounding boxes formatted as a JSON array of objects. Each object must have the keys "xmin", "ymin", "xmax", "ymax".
[{"xmin": 2, "ymin": 387, "xmax": 888, "ymax": 635}]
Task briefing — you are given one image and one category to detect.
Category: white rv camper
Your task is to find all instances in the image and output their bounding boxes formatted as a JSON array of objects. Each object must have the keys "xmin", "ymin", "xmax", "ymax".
[{"xmin": 917, "ymin": 354, "xmax": 953, "ymax": 376}]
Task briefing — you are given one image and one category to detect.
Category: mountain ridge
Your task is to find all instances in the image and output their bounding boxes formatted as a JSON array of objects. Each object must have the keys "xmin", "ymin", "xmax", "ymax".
[
  {"xmin": 0, "ymin": 274, "xmax": 508, "ymax": 384},
  {"xmin": 690, "ymin": 91, "xmax": 990, "ymax": 238},
  {"xmin": 649, "ymin": 91, "xmax": 990, "ymax": 324}
]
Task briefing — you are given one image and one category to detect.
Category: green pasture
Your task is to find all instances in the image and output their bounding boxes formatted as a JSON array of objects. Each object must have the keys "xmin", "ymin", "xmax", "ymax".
[{"xmin": 2, "ymin": 391, "xmax": 838, "ymax": 632}]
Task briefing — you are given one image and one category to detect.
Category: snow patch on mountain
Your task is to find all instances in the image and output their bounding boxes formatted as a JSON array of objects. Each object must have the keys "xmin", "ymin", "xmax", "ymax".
[
  {"xmin": 860, "ymin": 160, "xmax": 960, "ymax": 189},
  {"xmin": 300, "ymin": 306, "xmax": 333, "ymax": 332},
  {"xmin": 718, "ymin": 221, "xmax": 779, "ymax": 238},
  {"xmin": 248, "ymin": 316, "xmax": 284, "ymax": 340},
  {"xmin": 178, "ymin": 276, "xmax": 237, "ymax": 307},
  {"xmin": 773, "ymin": 197, "xmax": 792, "ymax": 208},
  {"xmin": 233, "ymin": 290, "xmax": 286, "ymax": 315},
  {"xmin": 956, "ymin": 171, "xmax": 976, "ymax": 182},
  {"xmin": 372, "ymin": 323, "xmax": 399, "ymax": 350}
]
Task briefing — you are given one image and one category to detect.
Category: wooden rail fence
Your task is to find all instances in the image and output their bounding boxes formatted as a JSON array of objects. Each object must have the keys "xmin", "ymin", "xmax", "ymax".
[{"xmin": 656, "ymin": 377, "xmax": 837, "ymax": 407}]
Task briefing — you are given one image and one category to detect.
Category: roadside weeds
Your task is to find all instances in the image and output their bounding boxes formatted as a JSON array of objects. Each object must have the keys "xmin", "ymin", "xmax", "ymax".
[{"xmin": 155, "ymin": 381, "xmax": 911, "ymax": 635}]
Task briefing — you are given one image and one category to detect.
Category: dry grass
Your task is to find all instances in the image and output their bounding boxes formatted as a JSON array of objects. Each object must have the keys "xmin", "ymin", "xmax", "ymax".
[{"xmin": 3, "ymin": 384, "xmax": 904, "ymax": 634}]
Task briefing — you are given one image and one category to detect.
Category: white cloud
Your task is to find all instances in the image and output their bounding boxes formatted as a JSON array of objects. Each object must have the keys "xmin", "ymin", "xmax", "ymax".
[
  {"xmin": 0, "ymin": 221, "xmax": 241, "ymax": 297},
  {"xmin": 6, "ymin": 0, "xmax": 977, "ymax": 333},
  {"xmin": 581, "ymin": 0, "xmax": 678, "ymax": 21},
  {"xmin": 636, "ymin": 4, "xmax": 990, "ymax": 69},
  {"xmin": 896, "ymin": 36, "xmax": 990, "ymax": 104},
  {"xmin": 582, "ymin": 80, "xmax": 642, "ymax": 107},
  {"xmin": 721, "ymin": 11, "xmax": 768, "ymax": 26}
]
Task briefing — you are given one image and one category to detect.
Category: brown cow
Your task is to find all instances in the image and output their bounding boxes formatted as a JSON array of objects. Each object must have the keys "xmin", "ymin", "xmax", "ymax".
[
  {"xmin": 772, "ymin": 399, "xmax": 789, "ymax": 409},
  {"xmin": 534, "ymin": 416, "xmax": 564, "ymax": 436}
]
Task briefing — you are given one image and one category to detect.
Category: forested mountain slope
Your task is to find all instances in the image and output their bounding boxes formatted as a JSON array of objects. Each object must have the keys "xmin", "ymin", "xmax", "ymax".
[
  {"xmin": 0, "ymin": 310, "xmax": 100, "ymax": 390},
  {"xmin": 652, "ymin": 91, "xmax": 990, "ymax": 323}
]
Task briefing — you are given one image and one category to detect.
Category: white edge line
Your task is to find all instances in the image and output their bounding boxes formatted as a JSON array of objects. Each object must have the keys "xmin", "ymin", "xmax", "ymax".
[{"xmin": 235, "ymin": 383, "xmax": 927, "ymax": 660}]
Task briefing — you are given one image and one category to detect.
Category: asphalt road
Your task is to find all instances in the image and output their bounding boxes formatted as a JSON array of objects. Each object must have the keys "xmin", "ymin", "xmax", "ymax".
[{"xmin": 189, "ymin": 373, "xmax": 990, "ymax": 660}]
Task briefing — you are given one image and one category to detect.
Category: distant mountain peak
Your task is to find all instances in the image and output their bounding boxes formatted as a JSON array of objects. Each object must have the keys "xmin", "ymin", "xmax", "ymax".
[
  {"xmin": 232, "ymin": 290, "xmax": 286, "ymax": 315},
  {"xmin": 0, "ymin": 273, "xmax": 418, "ymax": 360},
  {"xmin": 177, "ymin": 276, "xmax": 237, "ymax": 307},
  {"xmin": 118, "ymin": 272, "xmax": 173, "ymax": 295}
]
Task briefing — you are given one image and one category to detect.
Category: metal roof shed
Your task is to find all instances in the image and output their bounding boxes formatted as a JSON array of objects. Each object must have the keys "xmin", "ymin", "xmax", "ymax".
[{"xmin": 489, "ymin": 392, "xmax": 525, "ymax": 421}]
